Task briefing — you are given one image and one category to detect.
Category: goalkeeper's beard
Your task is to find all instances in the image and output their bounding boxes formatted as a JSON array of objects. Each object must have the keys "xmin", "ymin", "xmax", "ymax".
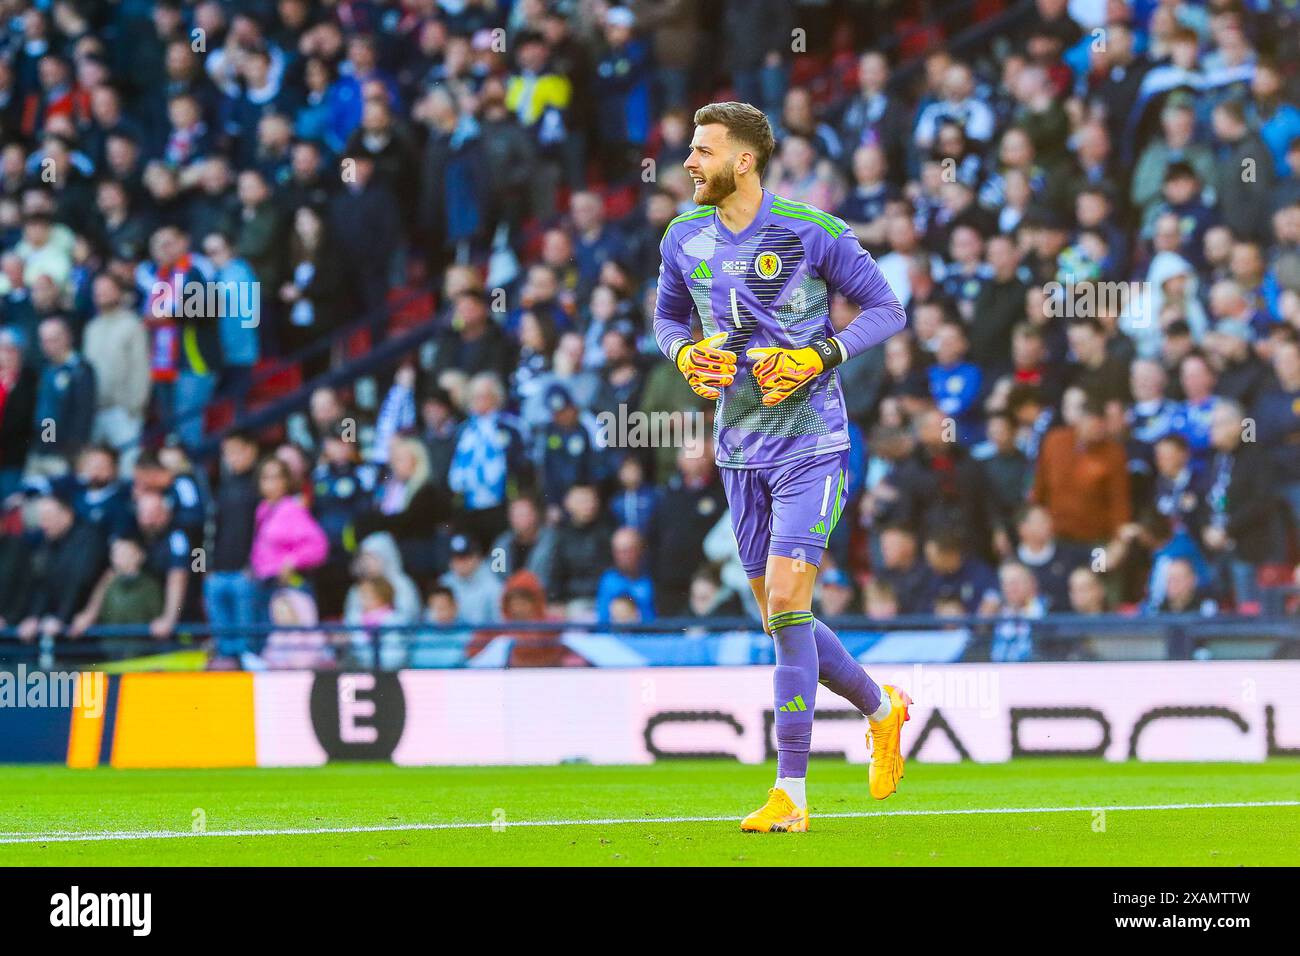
[{"xmin": 695, "ymin": 164, "xmax": 738, "ymax": 206}]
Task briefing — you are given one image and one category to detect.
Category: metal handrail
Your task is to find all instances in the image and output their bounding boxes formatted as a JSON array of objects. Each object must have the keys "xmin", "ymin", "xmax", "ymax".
[{"xmin": 2, "ymin": 611, "xmax": 1296, "ymax": 643}]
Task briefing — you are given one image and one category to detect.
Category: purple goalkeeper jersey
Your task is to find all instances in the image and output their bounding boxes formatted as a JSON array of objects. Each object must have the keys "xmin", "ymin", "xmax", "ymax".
[{"xmin": 653, "ymin": 189, "xmax": 906, "ymax": 469}]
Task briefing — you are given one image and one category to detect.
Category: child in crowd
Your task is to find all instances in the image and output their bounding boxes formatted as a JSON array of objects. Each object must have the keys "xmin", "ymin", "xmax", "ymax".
[
  {"xmin": 351, "ymin": 575, "xmax": 406, "ymax": 670},
  {"xmin": 262, "ymin": 587, "xmax": 331, "ymax": 670},
  {"xmin": 95, "ymin": 535, "xmax": 164, "ymax": 628}
]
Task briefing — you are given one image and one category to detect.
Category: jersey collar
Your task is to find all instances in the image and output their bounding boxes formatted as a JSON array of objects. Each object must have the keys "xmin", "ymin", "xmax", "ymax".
[{"xmin": 712, "ymin": 188, "xmax": 776, "ymax": 246}]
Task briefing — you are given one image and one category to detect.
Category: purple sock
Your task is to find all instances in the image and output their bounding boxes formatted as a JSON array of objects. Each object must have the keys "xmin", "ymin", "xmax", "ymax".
[
  {"xmin": 769, "ymin": 610, "xmax": 819, "ymax": 778},
  {"xmin": 813, "ymin": 617, "xmax": 882, "ymax": 718}
]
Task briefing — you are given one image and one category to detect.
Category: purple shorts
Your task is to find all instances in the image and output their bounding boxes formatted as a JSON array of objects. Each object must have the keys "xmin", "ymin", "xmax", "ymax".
[{"xmin": 720, "ymin": 449, "xmax": 850, "ymax": 579}]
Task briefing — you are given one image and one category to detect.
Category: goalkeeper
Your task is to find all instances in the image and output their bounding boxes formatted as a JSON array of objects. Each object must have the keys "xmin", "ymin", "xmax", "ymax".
[{"xmin": 654, "ymin": 102, "xmax": 909, "ymax": 833}]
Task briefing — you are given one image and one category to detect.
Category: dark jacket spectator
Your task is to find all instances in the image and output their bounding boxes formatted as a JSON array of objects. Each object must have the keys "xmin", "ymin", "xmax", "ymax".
[
  {"xmin": 326, "ymin": 158, "xmax": 400, "ymax": 328},
  {"xmin": 1212, "ymin": 102, "xmax": 1276, "ymax": 244},
  {"xmin": 650, "ymin": 454, "xmax": 727, "ymax": 615},
  {"xmin": 0, "ymin": 527, "xmax": 31, "ymax": 626},
  {"xmin": 549, "ymin": 486, "xmax": 614, "ymax": 604},
  {"xmin": 210, "ymin": 460, "xmax": 259, "ymax": 572},
  {"xmin": 0, "ymin": 336, "xmax": 37, "ymax": 481},
  {"xmin": 32, "ymin": 320, "xmax": 96, "ymax": 462},
  {"xmin": 891, "ymin": 410, "xmax": 995, "ymax": 561},
  {"xmin": 356, "ymin": 436, "xmax": 446, "ymax": 578},
  {"xmin": 430, "ymin": 291, "xmax": 517, "ymax": 383},
  {"xmin": 1206, "ymin": 438, "xmax": 1287, "ymax": 566},
  {"xmin": 20, "ymin": 496, "xmax": 107, "ymax": 628}
]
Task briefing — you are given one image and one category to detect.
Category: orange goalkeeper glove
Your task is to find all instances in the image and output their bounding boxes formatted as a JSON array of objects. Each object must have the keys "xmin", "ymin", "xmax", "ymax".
[
  {"xmin": 674, "ymin": 332, "xmax": 738, "ymax": 400},
  {"xmin": 746, "ymin": 337, "xmax": 845, "ymax": 407}
]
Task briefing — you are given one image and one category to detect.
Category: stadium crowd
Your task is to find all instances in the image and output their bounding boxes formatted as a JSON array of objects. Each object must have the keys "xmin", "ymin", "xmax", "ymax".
[{"xmin": 1, "ymin": 0, "xmax": 1300, "ymax": 666}]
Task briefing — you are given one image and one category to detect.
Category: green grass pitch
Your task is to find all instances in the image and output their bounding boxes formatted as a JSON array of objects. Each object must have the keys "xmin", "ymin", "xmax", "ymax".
[{"xmin": 2, "ymin": 760, "xmax": 1298, "ymax": 866}]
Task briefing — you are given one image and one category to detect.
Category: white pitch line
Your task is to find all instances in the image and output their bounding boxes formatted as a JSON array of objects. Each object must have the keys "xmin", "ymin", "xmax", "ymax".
[{"xmin": 1, "ymin": 800, "xmax": 1297, "ymax": 846}]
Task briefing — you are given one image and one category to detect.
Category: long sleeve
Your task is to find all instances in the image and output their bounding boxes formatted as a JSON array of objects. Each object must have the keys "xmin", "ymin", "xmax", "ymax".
[
  {"xmin": 54, "ymin": 533, "xmax": 103, "ymax": 624},
  {"xmin": 652, "ymin": 230, "xmax": 694, "ymax": 360},
  {"xmin": 933, "ymin": 365, "xmax": 982, "ymax": 417},
  {"xmin": 125, "ymin": 320, "xmax": 152, "ymax": 416},
  {"xmin": 1030, "ymin": 432, "xmax": 1054, "ymax": 507},
  {"xmin": 817, "ymin": 230, "xmax": 907, "ymax": 360},
  {"xmin": 1226, "ymin": 450, "xmax": 1275, "ymax": 541},
  {"xmin": 69, "ymin": 362, "xmax": 97, "ymax": 448},
  {"xmin": 446, "ymin": 422, "xmax": 471, "ymax": 494},
  {"xmin": 284, "ymin": 504, "xmax": 329, "ymax": 572},
  {"xmin": 1104, "ymin": 443, "xmax": 1131, "ymax": 537},
  {"xmin": 595, "ymin": 570, "xmax": 616, "ymax": 624},
  {"xmin": 359, "ymin": 483, "xmax": 443, "ymax": 540},
  {"xmin": 373, "ymin": 382, "xmax": 416, "ymax": 465}
]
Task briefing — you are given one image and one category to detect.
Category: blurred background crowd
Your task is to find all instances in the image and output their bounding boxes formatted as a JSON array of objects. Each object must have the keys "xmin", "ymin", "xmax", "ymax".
[{"xmin": 1, "ymin": 0, "xmax": 1299, "ymax": 667}]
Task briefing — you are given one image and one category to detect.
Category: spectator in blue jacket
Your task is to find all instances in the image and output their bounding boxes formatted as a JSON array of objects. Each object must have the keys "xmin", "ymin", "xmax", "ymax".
[
  {"xmin": 131, "ymin": 446, "xmax": 208, "ymax": 548},
  {"xmin": 1137, "ymin": 511, "xmax": 1213, "ymax": 613},
  {"xmin": 222, "ymin": 46, "xmax": 299, "ymax": 170},
  {"xmin": 201, "ymin": 231, "xmax": 260, "ymax": 410},
  {"xmin": 596, "ymin": 526, "xmax": 655, "ymax": 624},
  {"xmin": 327, "ymin": 35, "xmax": 402, "ymax": 153},
  {"xmin": 537, "ymin": 383, "xmax": 603, "ymax": 508},
  {"xmin": 1251, "ymin": 338, "xmax": 1300, "ymax": 526},
  {"xmin": 294, "ymin": 57, "xmax": 344, "ymax": 152},
  {"xmin": 1170, "ymin": 352, "xmax": 1217, "ymax": 475},
  {"xmin": 1141, "ymin": 162, "xmax": 1218, "ymax": 269},
  {"xmin": 609, "ymin": 454, "xmax": 659, "ymax": 537},
  {"xmin": 569, "ymin": 192, "xmax": 625, "ymax": 304},
  {"xmin": 417, "ymin": 86, "xmax": 484, "ymax": 274},
  {"xmin": 920, "ymin": 530, "xmax": 1000, "ymax": 615},
  {"xmin": 928, "ymin": 319, "xmax": 983, "ymax": 444},
  {"xmin": 30, "ymin": 315, "xmax": 95, "ymax": 476},
  {"xmin": 448, "ymin": 372, "xmax": 532, "ymax": 549},
  {"xmin": 68, "ymin": 444, "xmax": 134, "ymax": 542},
  {"xmin": 592, "ymin": 7, "xmax": 652, "ymax": 182}
]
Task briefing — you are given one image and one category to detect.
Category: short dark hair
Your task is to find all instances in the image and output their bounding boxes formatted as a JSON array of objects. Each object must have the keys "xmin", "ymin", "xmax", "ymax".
[
  {"xmin": 79, "ymin": 443, "xmax": 118, "ymax": 465},
  {"xmin": 693, "ymin": 101, "xmax": 776, "ymax": 175},
  {"xmin": 940, "ymin": 316, "xmax": 968, "ymax": 338},
  {"xmin": 110, "ymin": 527, "xmax": 146, "ymax": 551},
  {"xmin": 223, "ymin": 430, "xmax": 259, "ymax": 448},
  {"xmin": 878, "ymin": 521, "xmax": 916, "ymax": 538},
  {"xmin": 1069, "ymin": 315, "xmax": 1106, "ymax": 336},
  {"xmin": 1081, "ymin": 396, "xmax": 1108, "ymax": 418},
  {"xmin": 133, "ymin": 449, "xmax": 166, "ymax": 471},
  {"xmin": 1006, "ymin": 383, "xmax": 1044, "ymax": 413},
  {"xmin": 926, "ymin": 530, "xmax": 965, "ymax": 554},
  {"xmin": 1214, "ymin": 98, "xmax": 1247, "ymax": 125},
  {"xmin": 987, "ymin": 410, "xmax": 1014, "ymax": 430}
]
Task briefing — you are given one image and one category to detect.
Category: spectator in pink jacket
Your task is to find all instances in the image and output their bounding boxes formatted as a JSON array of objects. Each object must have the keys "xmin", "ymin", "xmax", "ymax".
[{"xmin": 250, "ymin": 457, "xmax": 329, "ymax": 586}]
